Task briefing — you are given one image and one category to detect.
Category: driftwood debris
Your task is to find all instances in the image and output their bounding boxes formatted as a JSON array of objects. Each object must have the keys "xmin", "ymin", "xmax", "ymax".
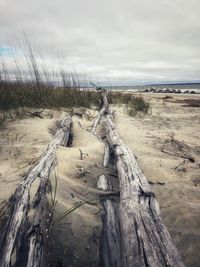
[
  {"xmin": 76, "ymin": 166, "xmax": 93, "ymax": 177},
  {"xmin": 90, "ymin": 81, "xmax": 103, "ymax": 91},
  {"xmin": 28, "ymin": 110, "xmax": 44, "ymax": 119},
  {"xmin": 148, "ymin": 181, "xmax": 166, "ymax": 186},
  {"xmin": 0, "ymin": 115, "xmax": 72, "ymax": 267},
  {"xmin": 95, "ymin": 91, "xmax": 185, "ymax": 267},
  {"xmin": 78, "ymin": 120, "xmax": 84, "ymax": 129},
  {"xmin": 79, "ymin": 149, "xmax": 88, "ymax": 160},
  {"xmin": 161, "ymin": 138, "xmax": 195, "ymax": 162}
]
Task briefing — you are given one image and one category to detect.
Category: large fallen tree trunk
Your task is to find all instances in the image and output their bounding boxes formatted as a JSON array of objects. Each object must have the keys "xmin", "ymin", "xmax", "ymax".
[
  {"xmin": 0, "ymin": 115, "xmax": 72, "ymax": 267},
  {"xmin": 98, "ymin": 91, "xmax": 185, "ymax": 267},
  {"xmin": 91, "ymin": 94, "xmax": 121, "ymax": 267}
]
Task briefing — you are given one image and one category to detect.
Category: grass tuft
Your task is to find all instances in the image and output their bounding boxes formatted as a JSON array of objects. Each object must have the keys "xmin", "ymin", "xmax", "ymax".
[
  {"xmin": 108, "ymin": 91, "xmax": 150, "ymax": 116},
  {"xmin": 126, "ymin": 96, "xmax": 150, "ymax": 116}
]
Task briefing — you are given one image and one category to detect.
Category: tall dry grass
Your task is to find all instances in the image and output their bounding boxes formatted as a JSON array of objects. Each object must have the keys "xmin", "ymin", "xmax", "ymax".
[
  {"xmin": 0, "ymin": 40, "xmax": 149, "ymax": 115},
  {"xmin": 0, "ymin": 41, "xmax": 101, "ymax": 111}
]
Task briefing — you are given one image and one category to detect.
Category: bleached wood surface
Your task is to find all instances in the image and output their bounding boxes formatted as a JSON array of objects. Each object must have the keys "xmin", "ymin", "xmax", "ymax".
[
  {"xmin": 0, "ymin": 115, "xmax": 72, "ymax": 267},
  {"xmin": 97, "ymin": 175, "xmax": 121, "ymax": 267},
  {"xmin": 97, "ymin": 91, "xmax": 185, "ymax": 267}
]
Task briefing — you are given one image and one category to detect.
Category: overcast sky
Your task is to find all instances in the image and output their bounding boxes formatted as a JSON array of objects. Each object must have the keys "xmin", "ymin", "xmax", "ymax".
[{"xmin": 0, "ymin": 0, "xmax": 200, "ymax": 85}]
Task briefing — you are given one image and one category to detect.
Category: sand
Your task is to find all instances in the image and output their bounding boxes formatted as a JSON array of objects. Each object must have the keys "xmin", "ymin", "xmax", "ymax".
[
  {"xmin": 0, "ymin": 108, "xmax": 106, "ymax": 266},
  {"xmin": 114, "ymin": 93, "xmax": 200, "ymax": 267},
  {"xmin": 0, "ymin": 94, "xmax": 199, "ymax": 267},
  {"xmin": 0, "ymin": 111, "xmax": 58, "ymax": 203},
  {"xmin": 49, "ymin": 113, "xmax": 105, "ymax": 267}
]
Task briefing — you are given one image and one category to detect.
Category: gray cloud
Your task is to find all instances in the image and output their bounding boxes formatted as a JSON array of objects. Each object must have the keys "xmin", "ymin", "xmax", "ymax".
[{"xmin": 0, "ymin": 0, "xmax": 200, "ymax": 84}]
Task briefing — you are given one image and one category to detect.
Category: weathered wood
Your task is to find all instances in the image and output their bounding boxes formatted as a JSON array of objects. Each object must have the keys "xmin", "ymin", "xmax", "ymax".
[
  {"xmin": 26, "ymin": 153, "xmax": 56, "ymax": 267},
  {"xmin": 27, "ymin": 110, "xmax": 44, "ymax": 119},
  {"xmin": 79, "ymin": 149, "xmax": 88, "ymax": 160},
  {"xmin": 103, "ymin": 143, "xmax": 110, "ymax": 167},
  {"xmin": 91, "ymin": 89, "xmax": 109, "ymax": 136},
  {"xmin": 91, "ymin": 107, "xmax": 106, "ymax": 136},
  {"xmin": 103, "ymin": 106, "xmax": 185, "ymax": 266},
  {"xmin": 0, "ymin": 115, "xmax": 72, "ymax": 267},
  {"xmin": 97, "ymin": 175, "xmax": 121, "ymax": 267}
]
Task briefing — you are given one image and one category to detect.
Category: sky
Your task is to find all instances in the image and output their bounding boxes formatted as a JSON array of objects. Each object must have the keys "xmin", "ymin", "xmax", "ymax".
[{"xmin": 0, "ymin": 0, "xmax": 200, "ymax": 85}]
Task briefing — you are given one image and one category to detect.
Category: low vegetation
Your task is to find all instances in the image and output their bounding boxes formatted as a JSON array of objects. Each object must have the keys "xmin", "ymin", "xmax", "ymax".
[
  {"xmin": 108, "ymin": 91, "xmax": 150, "ymax": 116},
  {"xmin": 180, "ymin": 98, "xmax": 200, "ymax": 107},
  {"xmin": 0, "ymin": 82, "xmax": 102, "ymax": 111},
  {"xmin": 126, "ymin": 96, "xmax": 150, "ymax": 116},
  {"xmin": 0, "ymin": 40, "xmax": 102, "ymax": 112},
  {"xmin": 0, "ymin": 41, "xmax": 150, "ymax": 117}
]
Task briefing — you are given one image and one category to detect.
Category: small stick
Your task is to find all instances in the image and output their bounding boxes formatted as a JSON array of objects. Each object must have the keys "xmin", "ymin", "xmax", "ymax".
[
  {"xmin": 79, "ymin": 149, "xmax": 88, "ymax": 160},
  {"xmin": 78, "ymin": 121, "xmax": 84, "ymax": 129}
]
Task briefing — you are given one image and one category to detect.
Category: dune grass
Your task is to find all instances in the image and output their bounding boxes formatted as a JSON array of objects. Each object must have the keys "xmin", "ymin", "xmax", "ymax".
[
  {"xmin": 0, "ymin": 41, "xmax": 149, "ymax": 116},
  {"xmin": 179, "ymin": 98, "xmax": 200, "ymax": 107},
  {"xmin": 108, "ymin": 91, "xmax": 150, "ymax": 116},
  {"xmin": 0, "ymin": 82, "xmax": 102, "ymax": 111},
  {"xmin": 0, "ymin": 40, "xmax": 102, "ymax": 111}
]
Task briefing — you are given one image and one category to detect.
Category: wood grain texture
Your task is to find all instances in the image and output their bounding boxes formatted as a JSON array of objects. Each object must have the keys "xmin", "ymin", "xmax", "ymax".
[
  {"xmin": 0, "ymin": 115, "xmax": 72, "ymax": 267},
  {"xmin": 97, "ymin": 175, "xmax": 121, "ymax": 267},
  {"xmin": 104, "ymin": 107, "xmax": 185, "ymax": 267}
]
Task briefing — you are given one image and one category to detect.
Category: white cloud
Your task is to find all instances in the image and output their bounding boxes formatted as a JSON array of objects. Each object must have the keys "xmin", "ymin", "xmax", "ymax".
[{"xmin": 0, "ymin": 0, "xmax": 200, "ymax": 84}]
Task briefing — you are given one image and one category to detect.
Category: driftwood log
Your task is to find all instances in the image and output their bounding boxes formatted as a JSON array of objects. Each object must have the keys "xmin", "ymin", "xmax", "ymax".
[
  {"xmin": 0, "ymin": 115, "xmax": 72, "ymax": 267},
  {"xmin": 91, "ymin": 101, "xmax": 121, "ymax": 267},
  {"xmin": 96, "ymin": 91, "xmax": 185, "ymax": 267},
  {"xmin": 97, "ymin": 175, "xmax": 121, "ymax": 267},
  {"xmin": 25, "ymin": 154, "xmax": 56, "ymax": 267}
]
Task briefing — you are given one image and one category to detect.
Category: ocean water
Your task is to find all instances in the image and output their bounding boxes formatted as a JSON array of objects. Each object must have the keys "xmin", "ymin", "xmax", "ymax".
[{"xmin": 105, "ymin": 84, "xmax": 200, "ymax": 91}]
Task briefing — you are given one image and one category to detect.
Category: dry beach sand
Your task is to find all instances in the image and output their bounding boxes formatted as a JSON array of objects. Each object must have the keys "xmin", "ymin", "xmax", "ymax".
[
  {"xmin": 0, "ymin": 93, "xmax": 199, "ymax": 267},
  {"xmin": 114, "ymin": 93, "xmax": 200, "ymax": 267}
]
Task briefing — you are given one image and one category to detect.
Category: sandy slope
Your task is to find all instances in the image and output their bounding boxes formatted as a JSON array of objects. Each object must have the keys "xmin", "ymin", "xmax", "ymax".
[
  {"xmin": 0, "ymin": 108, "xmax": 104, "ymax": 266},
  {"xmin": 114, "ymin": 93, "xmax": 200, "ymax": 267},
  {"xmin": 50, "ymin": 113, "xmax": 105, "ymax": 267},
  {"xmin": 0, "ymin": 110, "xmax": 61, "ymax": 204}
]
